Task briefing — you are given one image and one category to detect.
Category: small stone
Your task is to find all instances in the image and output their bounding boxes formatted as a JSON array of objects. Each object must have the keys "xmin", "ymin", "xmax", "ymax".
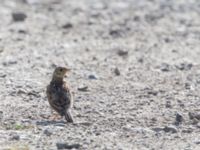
[
  {"xmin": 80, "ymin": 122, "xmax": 92, "ymax": 126},
  {"xmin": 160, "ymin": 63, "xmax": 170, "ymax": 72},
  {"xmin": 18, "ymin": 30, "xmax": 27, "ymax": 34},
  {"xmin": 0, "ymin": 111, "xmax": 3, "ymax": 121},
  {"xmin": 56, "ymin": 143, "xmax": 81, "ymax": 149},
  {"xmin": 151, "ymin": 127, "xmax": 163, "ymax": 132},
  {"xmin": 182, "ymin": 128, "xmax": 193, "ymax": 133},
  {"xmin": 164, "ymin": 38, "xmax": 171, "ymax": 43},
  {"xmin": 189, "ymin": 112, "xmax": 200, "ymax": 120},
  {"xmin": 147, "ymin": 90, "xmax": 158, "ymax": 96},
  {"xmin": 165, "ymin": 101, "xmax": 172, "ymax": 108},
  {"xmin": 109, "ymin": 29, "xmax": 122, "ymax": 38},
  {"xmin": 10, "ymin": 134, "xmax": 20, "ymax": 141},
  {"xmin": 117, "ymin": 50, "xmax": 128, "ymax": 56},
  {"xmin": 43, "ymin": 129, "xmax": 52, "ymax": 136},
  {"xmin": 88, "ymin": 74, "xmax": 97, "ymax": 80},
  {"xmin": 114, "ymin": 67, "xmax": 120, "ymax": 76},
  {"xmin": 138, "ymin": 58, "xmax": 143, "ymax": 63},
  {"xmin": 163, "ymin": 125, "xmax": 177, "ymax": 133},
  {"xmin": 0, "ymin": 73, "xmax": 6, "ymax": 78},
  {"xmin": 24, "ymin": 0, "xmax": 40, "ymax": 4},
  {"xmin": 174, "ymin": 113, "xmax": 183, "ymax": 126},
  {"xmin": 17, "ymin": 89, "xmax": 27, "ymax": 95},
  {"xmin": 12, "ymin": 12, "xmax": 27, "ymax": 22},
  {"xmin": 175, "ymin": 63, "xmax": 193, "ymax": 71},
  {"xmin": 195, "ymin": 141, "xmax": 200, "ymax": 144},
  {"xmin": 78, "ymin": 86, "xmax": 88, "ymax": 92},
  {"xmin": 133, "ymin": 15, "xmax": 140, "ymax": 21},
  {"xmin": 62, "ymin": 23, "xmax": 73, "ymax": 29},
  {"xmin": 2, "ymin": 60, "xmax": 17, "ymax": 66}
]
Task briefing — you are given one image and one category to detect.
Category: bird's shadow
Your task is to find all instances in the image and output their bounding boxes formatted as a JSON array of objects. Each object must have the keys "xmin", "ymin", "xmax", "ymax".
[
  {"xmin": 36, "ymin": 120, "xmax": 92, "ymax": 127},
  {"xmin": 36, "ymin": 120, "xmax": 66, "ymax": 126}
]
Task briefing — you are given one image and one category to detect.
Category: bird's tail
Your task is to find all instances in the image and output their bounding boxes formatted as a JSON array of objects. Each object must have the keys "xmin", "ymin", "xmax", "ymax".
[{"xmin": 65, "ymin": 110, "xmax": 74, "ymax": 123}]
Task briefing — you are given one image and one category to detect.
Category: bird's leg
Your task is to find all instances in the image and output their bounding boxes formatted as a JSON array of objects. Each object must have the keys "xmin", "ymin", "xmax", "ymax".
[{"xmin": 49, "ymin": 109, "xmax": 62, "ymax": 120}]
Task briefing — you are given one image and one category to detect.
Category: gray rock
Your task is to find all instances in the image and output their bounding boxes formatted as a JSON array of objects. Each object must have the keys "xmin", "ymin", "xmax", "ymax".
[
  {"xmin": 0, "ymin": 111, "xmax": 3, "ymax": 121},
  {"xmin": 43, "ymin": 129, "xmax": 52, "ymax": 136},
  {"xmin": 163, "ymin": 125, "xmax": 177, "ymax": 133},
  {"xmin": 10, "ymin": 133, "xmax": 20, "ymax": 141},
  {"xmin": 188, "ymin": 112, "xmax": 200, "ymax": 120},
  {"xmin": 88, "ymin": 74, "xmax": 97, "ymax": 80},
  {"xmin": 56, "ymin": 143, "xmax": 81, "ymax": 149},
  {"xmin": 174, "ymin": 113, "xmax": 183, "ymax": 126},
  {"xmin": 160, "ymin": 63, "xmax": 170, "ymax": 72},
  {"xmin": 12, "ymin": 12, "xmax": 27, "ymax": 22},
  {"xmin": 62, "ymin": 23, "xmax": 73, "ymax": 29},
  {"xmin": 175, "ymin": 63, "xmax": 193, "ymax": 71},
  {"xmin": 151, "ymin": 127, "xmax": 164, "ymax": 132},
  {"xmin": 117, "ymin": 49, "xmax": 128, "ymax": 56},
  {"xmin": 78, "ymin": 86, "xmax": 88, "ymax": 92},
  {"xmin": 114, "ymin": 67, "xmax": 120, "ymax": 76}
]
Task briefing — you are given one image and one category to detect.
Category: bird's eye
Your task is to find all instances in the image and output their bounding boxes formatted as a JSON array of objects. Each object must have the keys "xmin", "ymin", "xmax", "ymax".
[{"xmin": 59, "ymin": 68, "xmax": 63, "ymax": 72}]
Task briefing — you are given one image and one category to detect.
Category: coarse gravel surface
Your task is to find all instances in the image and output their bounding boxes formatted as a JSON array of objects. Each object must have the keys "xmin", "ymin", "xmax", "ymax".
[{"xmin": 0, "ymin": 0, "xmax": 200, "ymax": 150}]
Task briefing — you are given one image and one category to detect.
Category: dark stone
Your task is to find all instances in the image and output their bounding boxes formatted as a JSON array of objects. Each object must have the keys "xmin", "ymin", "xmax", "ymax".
[
  {"xmin": 12, "ymin": 12, "xmax": 27, "ymax": 22},
  {"xmin": 62, "ymin": 23, "xmax": 73, "ymax": 29},
  {"xmin": 189, "ymin": 112, "xmax": 200, "ymax": 120},
  {"xmin": 117, "ymin": 50, "xmax": 128, "ymax": 56},
  {"xmin": 147, "ymin": 90, "xmax": 158, "ymax": 96},
  {"xmin": 160, "ymin": 63, "xmax": 170, "ymax": 72},
  {"xmin": 114, "ymin": 67, "xmax": 120, "ymax": 76},
  {"xmin": 151, "ymin": 127, "xmax": 163, "ymax": 132},
  {"xmin": 88, "ymin": 75, "xmax": 97, "ymax": 80},
  {"xmin": 43, "ymin": 129, "xmax": 52, "ymax": 136},
  {"xmin": 56, "ymin": 143, "xmax": 81, "ymax": 149},
  {"xmin": 109, "ymin": 29, "xmax": 122, "ymax": 38},
  {"xmin": 10, "ymin": 134, "xmax": 20, "ymax": 140},
  {"xmin": 78, "ymin": 86, "xmax": 88, "ymax": 92},
  {"xmin": 165, "ymin": 101, "xmax": 172, "ymax": 108},
  {"xmin": 18, "ymin": 30, "xmax": 27, "ymax": 34},
  {"xmin": 163, "ymin": 125, "xmax": 177, "ymax": 133},
  {"xmin": 175, "ymin": 63, "xmax": 193, "ymax": 71},
  {"xmin": 174, "ymin": 113, "xmax": 183, "ymax": 126}
]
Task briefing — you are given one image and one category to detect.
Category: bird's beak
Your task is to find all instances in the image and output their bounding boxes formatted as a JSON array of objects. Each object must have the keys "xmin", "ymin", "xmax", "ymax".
[{"xmin": 65, "ymin": 68, "xmax": 71, "ymax": 72}]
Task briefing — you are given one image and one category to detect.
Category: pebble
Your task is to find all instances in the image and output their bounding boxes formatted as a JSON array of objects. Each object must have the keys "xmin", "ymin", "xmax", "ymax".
[
  {"xmin": 114, "ymin": 67, "xmax": 120, "ymax": 76},
  {"xmin": 88, "ymin": 74, "xmax": 97, "ymax": 80},
  {"xmin": 109, "ymin": 29, "xmax": 122, "ymax": 38},
  {"xmin": 62, "ymin": 23, "xmax": 73, "ymax": 29},
  {"xmin": 43, "ymin": 128, "xmax": 53, "ymax": 136},
  {"xmin": 56, "ymin": 143, "xmax": 81, "ymax": 149},
  {"xmin": 10, "ymin": 133, "xmax": 20, "ymax": 141},
  {"xmin": 12, "ymin": 12, "xmax": 27, "ymax": 22},
  {"xmin": 0, "ymin": 111, "xmax": 3, "ymax": 121},
  {"xmin": 163, "ymin": 125, "xmax": 177, "ymax": 133},
  {"xmin": 117, "ymin": 49, "xmax": 128, "ymax": 56},
  {"xmin": 165, "ymin": 100, "xmax": 172, "ymax": 108},
  {"xmin": 174, "ymin": 113, "xmax": 183, "ymax": 126},
  {"xmin": 160, "ymin": 63, "xmax": 170, "ymax": 72},
  {"xmin": 188, "ymin": 112, "xmax": 200, "ymax": 120},
  {"xmin": 78, "ymin": 86, "xmax": 88, "ymax": 92},
  {"xmin": 151, "ymin": 127, "xmax": 163, "ymax": 132},
  {"xmin": 195, "ymin": 141, "xmax": 200, "ymax": 145},
  {"xmin": 175, "ymin": 63, "xmax": 193, "ymax": 71},
  {"xmin": 152, "ymin": 125, "xmax": 178, "ymax": 133}
]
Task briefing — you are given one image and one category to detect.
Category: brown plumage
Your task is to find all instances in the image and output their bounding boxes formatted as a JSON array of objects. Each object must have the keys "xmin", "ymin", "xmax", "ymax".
[{"xmin": 46, "ymin": 67, "xmax": 74, "ymax": 123}]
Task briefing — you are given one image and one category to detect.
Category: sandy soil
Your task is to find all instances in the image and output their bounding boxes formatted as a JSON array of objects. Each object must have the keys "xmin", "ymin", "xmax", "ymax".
[{"xmin": 0, "ymin": 0, "xmax": 200, "ymax": 149}]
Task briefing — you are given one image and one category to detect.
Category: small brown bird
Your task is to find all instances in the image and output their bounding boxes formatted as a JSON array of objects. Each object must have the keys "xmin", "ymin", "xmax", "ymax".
[{"xmin": 46, "ymin": 67, "xmax": 74, "ymax": 123}]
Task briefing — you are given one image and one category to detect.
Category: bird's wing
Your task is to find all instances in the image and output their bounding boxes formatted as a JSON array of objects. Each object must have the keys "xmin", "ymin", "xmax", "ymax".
[
  {"xmin": 47, "ymin": 84, "xmax": 64, "ymax": 114},
  {"xmin": 62, "ymin": 83, "xmax": 73, "ymax": 109}
]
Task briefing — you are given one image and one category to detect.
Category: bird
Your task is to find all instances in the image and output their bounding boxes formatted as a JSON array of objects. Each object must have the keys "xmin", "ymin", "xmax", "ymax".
[{"xmin": 46, "ymin": 66, "xmax": 74, "ymax": 123}]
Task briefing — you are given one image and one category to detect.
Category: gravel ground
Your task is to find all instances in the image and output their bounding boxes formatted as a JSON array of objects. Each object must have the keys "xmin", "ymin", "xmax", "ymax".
[{"xmin": 0, "ymin": 0, "xmax": 200, "ymax": 149}]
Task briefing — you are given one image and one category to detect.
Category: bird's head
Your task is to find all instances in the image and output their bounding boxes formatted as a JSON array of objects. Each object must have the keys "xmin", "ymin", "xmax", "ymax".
[{"xmin": 53, "ymin": 67, "xmax": 70, "ymax": 79}]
